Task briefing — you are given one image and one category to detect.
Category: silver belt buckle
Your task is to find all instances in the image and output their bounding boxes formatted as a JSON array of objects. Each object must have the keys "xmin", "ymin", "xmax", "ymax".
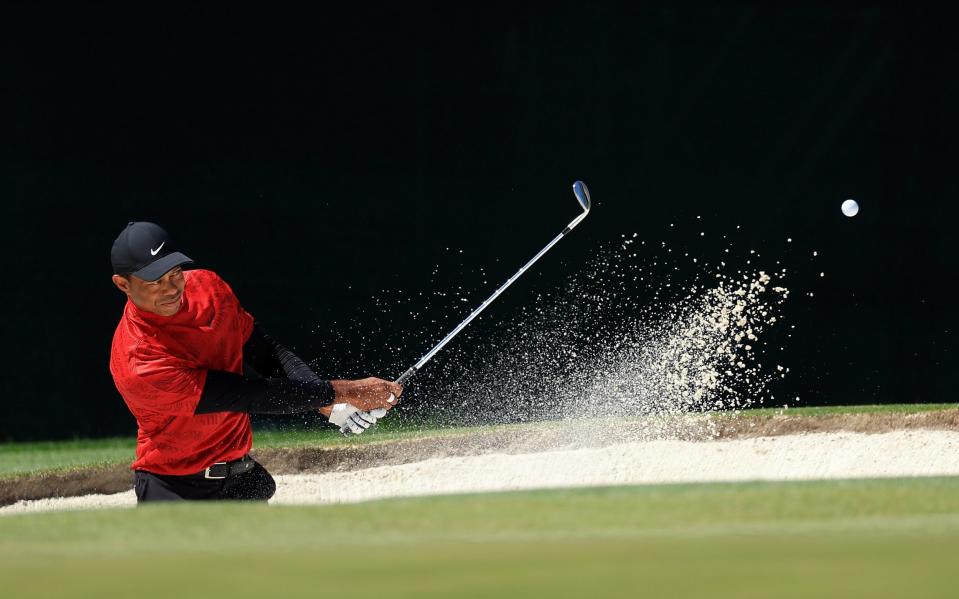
[{"xmin": 204, "ymin": 461, "xmax": 228, "ymax": 479}]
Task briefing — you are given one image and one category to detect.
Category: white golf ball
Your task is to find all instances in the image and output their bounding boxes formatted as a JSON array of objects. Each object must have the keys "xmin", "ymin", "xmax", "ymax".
[{"xmin": 841, "ymin": 199, "xmax": 859, "ymax": 217}]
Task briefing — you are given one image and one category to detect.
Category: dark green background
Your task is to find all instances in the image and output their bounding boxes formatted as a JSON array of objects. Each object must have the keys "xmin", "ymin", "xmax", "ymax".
[{"xmin": 1, "ymin": 3, "xmax": 954, "ymax": 440}]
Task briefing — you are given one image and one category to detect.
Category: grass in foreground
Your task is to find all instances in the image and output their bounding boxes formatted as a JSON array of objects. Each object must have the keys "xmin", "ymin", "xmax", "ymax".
[{"xmin": 2, "ymin": 476, "xmax": 958, "ymax": 598}]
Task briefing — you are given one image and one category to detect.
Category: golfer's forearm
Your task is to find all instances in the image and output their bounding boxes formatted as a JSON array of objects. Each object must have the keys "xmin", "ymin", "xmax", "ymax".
[
  {"xmin": 243, "ymin": 323, "xmax": 317, "ymax": 382},
  {"xmin": 195, "ymin": 370, "xmax": 334, "ymax": 415}
]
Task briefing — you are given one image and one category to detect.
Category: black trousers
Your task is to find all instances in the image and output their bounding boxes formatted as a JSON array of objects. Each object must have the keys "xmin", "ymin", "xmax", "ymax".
[{"xmin": 134, "ymin": 461, "xmax": 276, "ymax": 503}]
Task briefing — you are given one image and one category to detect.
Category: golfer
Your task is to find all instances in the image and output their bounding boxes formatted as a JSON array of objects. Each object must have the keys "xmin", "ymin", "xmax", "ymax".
[{"xmin": 109, "ymin": 221, "xmax": 401, "ymax": 503}]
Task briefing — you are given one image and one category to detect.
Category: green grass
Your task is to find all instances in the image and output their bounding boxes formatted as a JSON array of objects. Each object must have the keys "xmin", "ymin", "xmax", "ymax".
[
  {"xmin": 1, "ymin": 403, "xmax": 953, "ymax": 478},
  {"xmin": 2, "ymin": 477, "xmax": 958, "ymax": 598},
  {"xmin": 0, "ymin": 422, "xmax": 487, "ymax": 479},
  {"xmin": 740, "ymin": 403, "xmax": 955, "ymax": 417},
  {"xmin": 0, "ymin": 437, "xmax": 136, "ymax": 477}
]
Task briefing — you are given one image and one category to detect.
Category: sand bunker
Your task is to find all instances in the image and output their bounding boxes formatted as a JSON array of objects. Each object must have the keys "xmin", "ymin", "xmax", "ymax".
[{"xmin": 5, "ymin": 429, "xmax": 959, "ymax": 515}]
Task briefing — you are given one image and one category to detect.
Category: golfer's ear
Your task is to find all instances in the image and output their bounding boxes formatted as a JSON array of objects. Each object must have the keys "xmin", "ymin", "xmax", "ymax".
[{"xmin": 112, "ymin": 274, "xmax": 132, "ymax": 296}]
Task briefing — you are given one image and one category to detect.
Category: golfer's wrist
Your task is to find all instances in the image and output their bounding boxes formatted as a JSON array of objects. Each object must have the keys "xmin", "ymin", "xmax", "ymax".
[
  {"xmin": 330, "ymin": 379, "xmax": 348, "ymax": 401},
  {"xmin": 329, "ymin": 379, "xmax": 379, "ymax": 411}
]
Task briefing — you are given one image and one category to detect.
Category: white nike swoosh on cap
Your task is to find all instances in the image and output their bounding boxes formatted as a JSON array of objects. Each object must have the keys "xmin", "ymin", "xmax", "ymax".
[{"xmin": 150, "ymin": 241, "xmax": 166, "ymax": 256}]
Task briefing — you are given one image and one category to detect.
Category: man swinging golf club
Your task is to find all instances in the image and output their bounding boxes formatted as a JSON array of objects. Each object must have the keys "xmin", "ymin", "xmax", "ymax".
[{"xmin": 109, "ymin": 221, "xmax": 401, "ymax": 503}]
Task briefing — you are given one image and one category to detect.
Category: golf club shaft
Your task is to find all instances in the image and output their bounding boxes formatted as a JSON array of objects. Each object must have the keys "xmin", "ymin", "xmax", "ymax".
[
  {"xmin": 393, "ymin": 209, "xmax": 590, "ymax": 389},
  {"xmin": 340, "ymin": 181, "xmax": 591, "ymax": 435}
]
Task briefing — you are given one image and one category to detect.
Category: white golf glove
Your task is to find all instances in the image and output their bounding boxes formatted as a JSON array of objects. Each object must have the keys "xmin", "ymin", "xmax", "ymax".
[{"xmin": 329, "ymin": 404, "xmax": 387, "ymax": 435}]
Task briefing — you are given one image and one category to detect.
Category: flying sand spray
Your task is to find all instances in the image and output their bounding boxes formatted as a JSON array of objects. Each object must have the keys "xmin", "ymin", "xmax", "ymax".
[{"xmin": 340, "ymin": 181, "xmax": 592, "ymax": 435}]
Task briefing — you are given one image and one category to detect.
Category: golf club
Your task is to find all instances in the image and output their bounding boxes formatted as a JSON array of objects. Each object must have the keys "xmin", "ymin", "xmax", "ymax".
[{"xmin": 342, "ymin": 181, "xmax": 592, "ymax": 435}]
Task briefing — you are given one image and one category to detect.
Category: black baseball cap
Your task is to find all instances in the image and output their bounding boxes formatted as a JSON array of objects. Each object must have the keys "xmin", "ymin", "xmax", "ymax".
[{"xmin": 111, "ymin": 222, "xmax": 193, "ymax": 281}]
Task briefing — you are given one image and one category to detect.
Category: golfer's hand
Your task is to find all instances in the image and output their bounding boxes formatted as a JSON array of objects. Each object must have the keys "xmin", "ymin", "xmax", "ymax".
[{"xmin": 330, "ymin": 377, "xmax": 403, "ymax": 412}]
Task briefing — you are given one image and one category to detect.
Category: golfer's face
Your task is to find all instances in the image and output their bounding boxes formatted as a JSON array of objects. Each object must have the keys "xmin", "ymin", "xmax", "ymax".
[{"xmin": 128, "ymin": 267, "xmax": 186, "ymax": 316}]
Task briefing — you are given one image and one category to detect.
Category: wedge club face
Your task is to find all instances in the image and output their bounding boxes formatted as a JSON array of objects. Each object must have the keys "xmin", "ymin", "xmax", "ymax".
[{"xmin": 573, "ymin": 180, "xmax": 591, "ymax": 213}]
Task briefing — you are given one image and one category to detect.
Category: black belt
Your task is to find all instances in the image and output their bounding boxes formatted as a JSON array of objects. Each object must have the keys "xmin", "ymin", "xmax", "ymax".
[{"xmin": 187, "ymin": 455, "xmax": 256, "ymax": 480}]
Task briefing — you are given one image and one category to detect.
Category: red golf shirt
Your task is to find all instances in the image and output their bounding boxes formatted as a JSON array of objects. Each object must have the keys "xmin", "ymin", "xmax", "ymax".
[{"xmin": 110, "ymin": 269, "xmax": 255, "ymax": 475}]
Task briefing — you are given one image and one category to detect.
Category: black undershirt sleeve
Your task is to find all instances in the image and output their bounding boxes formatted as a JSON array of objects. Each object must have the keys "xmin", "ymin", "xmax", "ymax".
[
  {"xmin": 242, "ymin": 323, "xmax": 318, "ymax": 382},
  {"xmin": 195, "ymin": 371, "xmax": 334, "ymax": 415},
  {"xmin": 195, "ymin": 323, "xmax": 334, "ymax": 415}
]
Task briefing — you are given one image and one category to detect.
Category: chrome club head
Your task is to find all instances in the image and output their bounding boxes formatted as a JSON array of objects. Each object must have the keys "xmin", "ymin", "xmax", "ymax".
[{"xmin": 572, "ymin": 181, "xmax": 591, "ymax": 213}]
